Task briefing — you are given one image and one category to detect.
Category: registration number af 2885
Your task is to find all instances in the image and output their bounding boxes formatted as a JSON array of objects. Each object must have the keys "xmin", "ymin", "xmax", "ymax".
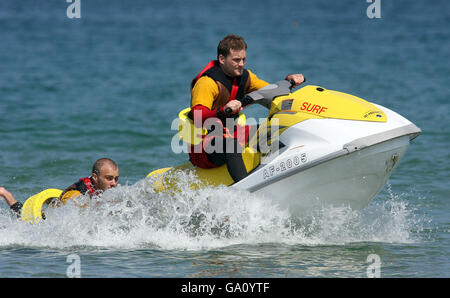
[{"xmin": 263, "ymin": 153, "xmax": 307, "ymax": 180}]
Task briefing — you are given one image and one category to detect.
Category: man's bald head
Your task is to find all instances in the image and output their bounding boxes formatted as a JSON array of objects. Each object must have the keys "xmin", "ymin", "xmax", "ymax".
[
  {"xmin": 91, "ymin": 158, "xmax": 119, "ymax": 191},
  {"xmin": 92, "ymin": 158, "xmax": 118, "ymax": 175}
]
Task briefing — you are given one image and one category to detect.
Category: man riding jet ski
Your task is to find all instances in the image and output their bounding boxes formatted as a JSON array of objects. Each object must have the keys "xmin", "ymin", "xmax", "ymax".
[
  {"xmin": 187, "ymin": 34, "xmax": 305, "ymax": 182},
  {"xmin": 149, "ymin": 78, "xmax": 421, "ymax": 213}
]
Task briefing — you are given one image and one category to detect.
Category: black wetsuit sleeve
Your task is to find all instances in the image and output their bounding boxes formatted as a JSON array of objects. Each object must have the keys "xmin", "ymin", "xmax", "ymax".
[{"xmin": 10, "ymin": 201, "xmax": 23, "ymax": 217}]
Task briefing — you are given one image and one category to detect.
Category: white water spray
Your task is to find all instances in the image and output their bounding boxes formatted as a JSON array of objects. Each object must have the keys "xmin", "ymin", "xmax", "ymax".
[{"xmin": 0, "ymin": 173, "xmax": 425, "ymax": 250}]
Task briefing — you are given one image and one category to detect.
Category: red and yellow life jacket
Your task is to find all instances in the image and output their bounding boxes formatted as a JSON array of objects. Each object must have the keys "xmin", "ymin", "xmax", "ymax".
[
  {"xmin": 60, "ymin": 177, "xmax": 96, "ymax": 204},
  {"xmin": 187, "ymin": 61, "xmax": 251, "ymax": 168}
]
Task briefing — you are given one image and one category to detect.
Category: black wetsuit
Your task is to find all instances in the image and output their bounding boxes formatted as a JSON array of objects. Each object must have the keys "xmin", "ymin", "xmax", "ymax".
[{"xmin": 9, "ymin": 201, "xmax": 23, "ymax": 216}]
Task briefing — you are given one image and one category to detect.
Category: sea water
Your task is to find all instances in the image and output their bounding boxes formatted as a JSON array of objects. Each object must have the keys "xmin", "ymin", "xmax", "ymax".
[{"xmin": 0, "ymin": 0, "xmax": 448, "ymax": 279}]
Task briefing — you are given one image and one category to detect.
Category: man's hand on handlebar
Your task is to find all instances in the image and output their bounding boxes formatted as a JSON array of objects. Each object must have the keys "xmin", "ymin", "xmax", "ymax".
[
  {"xmin": 285, "ymin": 74, "xmax": 306, "ymax": 88},
  {"xmin": 223, "ymin": 74, "xmax": 306, "ymax": 114},
  {"xmin": 224, "ymin": 99, "xmax": 243, "ymax": 114}
]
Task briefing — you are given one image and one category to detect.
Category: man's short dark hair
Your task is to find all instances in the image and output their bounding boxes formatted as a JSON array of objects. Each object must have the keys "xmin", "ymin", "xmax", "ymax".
[
  {"xmin": 217, "ymin": 35, "xmax": 247, "ymax": 59},
  {"xmin": 92, "ymin": 158, "xmax": 118, "ymax": 175}
]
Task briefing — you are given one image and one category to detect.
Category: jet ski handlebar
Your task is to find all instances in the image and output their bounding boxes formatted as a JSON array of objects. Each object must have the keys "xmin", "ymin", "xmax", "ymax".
[{"xmin": 225, "ymin": 79, "xmax": 294, "ymax": 114}]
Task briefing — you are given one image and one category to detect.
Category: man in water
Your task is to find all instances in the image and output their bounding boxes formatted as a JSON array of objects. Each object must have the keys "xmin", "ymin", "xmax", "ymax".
[
  {"xmin": 188, "ymin": 34, "xmax": 305, "ymax": 182},
  {"xmin": 0, "ymin": 158, "xmax": 119, "ymax": 216}
]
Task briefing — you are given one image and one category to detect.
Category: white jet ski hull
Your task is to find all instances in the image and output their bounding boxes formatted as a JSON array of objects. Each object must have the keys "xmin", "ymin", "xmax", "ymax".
[
  {"xmin": 252, "ymin": 136, "xmax": 409, "ymax": 214},
  {"xmin": 232, "ymin": 103, "xmax": 420, "ymax": 214}
]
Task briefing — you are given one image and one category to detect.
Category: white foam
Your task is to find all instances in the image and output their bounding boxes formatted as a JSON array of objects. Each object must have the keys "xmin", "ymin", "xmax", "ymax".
[{"xmin": 0, "ymin": 173, "xmax": 426, "ymax": 250}]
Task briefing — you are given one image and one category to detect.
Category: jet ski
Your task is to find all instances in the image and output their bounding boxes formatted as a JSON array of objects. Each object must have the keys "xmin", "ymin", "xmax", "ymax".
[{"xmin": 147, "ymin": 80, "xmax": 421, "ymax": 214}]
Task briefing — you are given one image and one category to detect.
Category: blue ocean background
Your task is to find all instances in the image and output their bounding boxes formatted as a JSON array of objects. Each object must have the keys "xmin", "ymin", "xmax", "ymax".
[{"xmin": 0, "ymin": 0, "xmax": 448, "ymax": 278}]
